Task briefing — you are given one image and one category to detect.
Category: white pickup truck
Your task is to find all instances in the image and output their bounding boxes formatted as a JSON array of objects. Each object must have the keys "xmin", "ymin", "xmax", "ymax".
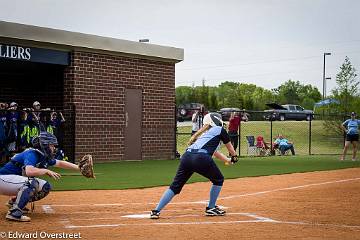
[{"xmin": 264, "ymin": 103, "xmax": 314, "ymax": 121}]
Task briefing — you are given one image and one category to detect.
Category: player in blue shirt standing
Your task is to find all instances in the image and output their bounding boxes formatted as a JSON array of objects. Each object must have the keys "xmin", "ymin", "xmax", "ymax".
[
  {"xmin": 0, "ymin": 132, "xmax": 81, "ymax": 222},
  {"xmin": 150, "ymin": 113, "xmax": 238, "ymax": 219},
  {"xmin": 340, "ymin": 112, "xmax": 360, "ymax": 161}
]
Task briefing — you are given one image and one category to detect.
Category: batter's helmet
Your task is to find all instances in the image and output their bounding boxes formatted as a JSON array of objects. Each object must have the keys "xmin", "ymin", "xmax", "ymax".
[{"xmin": 203, "ymin": 112, "xmax": 223, "ymax": 127}]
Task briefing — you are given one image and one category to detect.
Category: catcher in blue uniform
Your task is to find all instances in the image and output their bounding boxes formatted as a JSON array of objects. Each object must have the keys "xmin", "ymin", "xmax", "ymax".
[
  {"xmin": 0, "ymin": 132, "xmax": 94, "ymax": 222},
  {"xmin": 150, "ymin": 112, "xmax": 238, "ymax": 219}
]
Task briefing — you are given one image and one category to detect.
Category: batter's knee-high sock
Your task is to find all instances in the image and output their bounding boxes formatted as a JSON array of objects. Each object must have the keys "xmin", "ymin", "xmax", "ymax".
[
  {"xmin": 155, "ymin": 188, "xmax": 175, "ymax": 212},
  {"xmin": 208, "ymin": 185, "xmax": 222, "ymax": 208}
]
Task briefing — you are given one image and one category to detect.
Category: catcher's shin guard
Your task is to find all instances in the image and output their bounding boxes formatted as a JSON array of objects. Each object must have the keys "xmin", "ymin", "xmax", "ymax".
[
  {"xmin": 30, "ymin": 182, "xmax": 51, "ymax": 202},
  {"xmin": 8, "ymin": 178, "xmax": 39, "ymax": 220},
  {"xmin": 6, "ymin": 198, "xmax": 31, "ymax": 214},
  {"xmin": 12, "ymin": 178, "xmax": 39, "ymax": 210}
]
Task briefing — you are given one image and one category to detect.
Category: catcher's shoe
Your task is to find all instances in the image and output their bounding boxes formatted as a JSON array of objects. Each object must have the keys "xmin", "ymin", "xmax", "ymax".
[
  {"xmin": 150, "ymin": 210, "xmax": 160, "ymax": 219},
  {"xmin": 6, "ymin": 210, "xmax": 31, "ymax": 222},
  {"xmin": 6, "ymin": 200, "xmax": 30, "ymax": 214},
  {"xmin": 205, "ymin": 206, "xmax": 226, "ymax": 216}
]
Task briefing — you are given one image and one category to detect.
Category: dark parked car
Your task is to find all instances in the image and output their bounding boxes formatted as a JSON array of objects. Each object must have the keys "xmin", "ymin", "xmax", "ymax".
[
  {"xmin": 264, "ymin": 103, "xmax": 314, "ymax": 121},
  {"xmin": 218, "ymin": 108, "xmax": 241, "ymax": 121},
  {"xmin": 177, "ymin": 103, "xmax": 206, "ymax": 121}
]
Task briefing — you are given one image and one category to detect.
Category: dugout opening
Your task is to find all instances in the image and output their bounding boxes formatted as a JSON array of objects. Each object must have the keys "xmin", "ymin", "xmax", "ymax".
[
  {"xmin": 0, "ymin": 59, "xmax": 65, "ymax": 109},
  {"xmin": 0, "ymin": 58, "xmax": 75, "ymax": 162}
]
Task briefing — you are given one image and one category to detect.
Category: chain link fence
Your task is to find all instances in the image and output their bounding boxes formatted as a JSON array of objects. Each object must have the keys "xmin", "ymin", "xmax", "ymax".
[{"xmin": 176, "ymin": 109, "xmax": 349, "ymax": 157}]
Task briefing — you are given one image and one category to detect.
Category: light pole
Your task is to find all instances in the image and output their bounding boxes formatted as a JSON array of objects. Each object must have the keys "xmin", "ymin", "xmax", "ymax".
[
  {"xmin": 323, "ymin": 52, "xmax": 331, "ymax": 100},
  {"xmin": 325, "ymin": 77, "xmax": 331, "ymax": 98}
]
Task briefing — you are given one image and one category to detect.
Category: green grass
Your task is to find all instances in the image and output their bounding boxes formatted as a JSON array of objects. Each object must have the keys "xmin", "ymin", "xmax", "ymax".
[
  {"xmin": 46, "ymin": 120, "xmax": 355, "ymax": 191},
  {"xmin": 48, "ymin": 155, "xmax": 359, "ymax": 191}
]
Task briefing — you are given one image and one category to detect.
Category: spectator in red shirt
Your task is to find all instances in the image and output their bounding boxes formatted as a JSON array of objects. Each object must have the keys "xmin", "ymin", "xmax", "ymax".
[{"xmin": 228, "ymin": 112, "xmax": 241, "ymax": 153}]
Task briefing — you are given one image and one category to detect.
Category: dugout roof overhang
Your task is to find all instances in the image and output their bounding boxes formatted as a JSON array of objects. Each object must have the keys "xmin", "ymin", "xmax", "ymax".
[{"xmin": 0, "ymin": 20, "xmax": 184, "ymax": 63}]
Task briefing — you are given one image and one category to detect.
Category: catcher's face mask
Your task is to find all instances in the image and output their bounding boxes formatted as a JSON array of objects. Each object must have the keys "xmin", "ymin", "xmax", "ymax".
[
  {"xmin": 49, "ymin": 144, "xmax": 56, "ymax": 154},
  {"xmin": 40, "ymin": 144, "xmax": 57, "ymax": 160},
  {"xmin": 37, "ymin": 132, "xmax": 59, "ymax": 160}
]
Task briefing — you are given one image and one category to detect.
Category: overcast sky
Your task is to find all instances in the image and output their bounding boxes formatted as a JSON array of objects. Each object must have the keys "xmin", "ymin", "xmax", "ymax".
[{"xmin": 1, "ymin": 0, "xmax": 359, "ymax": 95}]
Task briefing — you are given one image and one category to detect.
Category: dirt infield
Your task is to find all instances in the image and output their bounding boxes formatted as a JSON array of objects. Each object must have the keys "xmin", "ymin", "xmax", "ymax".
[{"xmin": 1, "ymin": 168, "xmax": 360, "ymax": 240}]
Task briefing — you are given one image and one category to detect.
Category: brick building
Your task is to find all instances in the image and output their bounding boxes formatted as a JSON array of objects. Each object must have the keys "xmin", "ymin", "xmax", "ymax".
[{"xmin": 0, "ymin": 21, "xmax": 183, "ymax": 162}]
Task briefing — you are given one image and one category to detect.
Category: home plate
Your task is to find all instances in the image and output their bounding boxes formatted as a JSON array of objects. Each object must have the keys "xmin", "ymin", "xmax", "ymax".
[{"xmin": 122, "ymin": 214, "xmax": 150, "ymax": 219}]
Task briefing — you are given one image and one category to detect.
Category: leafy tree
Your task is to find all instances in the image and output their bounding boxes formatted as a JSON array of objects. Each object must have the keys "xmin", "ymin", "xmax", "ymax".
[
  {"xmin": 298, "ymin": 85, "xmax": 321, "ymax": 107},
  {"xmin": 176, "ymin": 79, "xmax": 320, "ymax": 111},
  {"xmin": 208, "ymin": 87, "xmax": 218, "ymax": 111},
  {"xmin": 301, "ymin": 97, "xmax": 316, "ymax": 110},
  {"xmin": 237, "ymin": 83, "xmax": 257, "ymax": 109},
  {"xmin": 332, "ymin": 56, "xmax": 359, "ymax": 114},
  {"xmin": 272, "ymin": 80, "xmax": 321, "ymax": 108},
  {"xmin": 199, "ymin": 79, "xmax": 209, "ymax": 107},
  {"xmin": 217, "ymin": 81, "xmax": 239, "ymax": 107},
  {"xmin": 251, "ymin": 87, "xmax": 275, "ymax": 110},
  {"xmin": 175, "ymin": 86, "xmax": 194, "ymax": 105},
  {"xmin": 324, "ymin": 56, "xmax": 359, "ymax": 136},
  {"xmin": 272, "ymin": 80, "xmax": 301, "ymax": 104}
]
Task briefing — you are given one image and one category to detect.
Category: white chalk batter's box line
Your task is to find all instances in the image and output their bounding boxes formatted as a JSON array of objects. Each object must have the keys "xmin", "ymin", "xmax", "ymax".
[
  {"xmin": 43, "ymin": 205, "xmax": 360, "ymax": 230},
  {"xmin": 56, "ymin": 212, "xmax": 360, "ymax": 230},
  {"xmin": 41, "ymin": 177, "xmax": 360, "ymax": 229},
  {"xmin": 61, "ymin": 212, "xmax": 277, "ymax": 229},
  {"xmin": 45, "ymin": 177, "xmax": 360, "ymax": 209}
]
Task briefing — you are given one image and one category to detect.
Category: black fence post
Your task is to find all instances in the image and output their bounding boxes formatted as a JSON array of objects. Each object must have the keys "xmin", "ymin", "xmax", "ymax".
[
  {"xmin": 174, "ymin": 104, "xmax": 178, "ymax": 159},
  {"xmin": 238, "ymin": 118, "xmax": 241, "ymax": 157},
  {"xmin": 343, "ymin": 114, "xmax": 347, "ymax": 147},
  {"xmin": 309, "ymin": 116, "xmax": 312, "ymax": 155},
  {"xmin": 270, "ymin": 116, "xmax": 273, "ymax": 154},
  {"xmin": 198, "ymin": 108, "xmax": 204, "ymax": 130}
]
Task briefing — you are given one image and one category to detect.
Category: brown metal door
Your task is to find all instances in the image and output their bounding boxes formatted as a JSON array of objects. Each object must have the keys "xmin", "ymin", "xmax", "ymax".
[{"xmin": 125, "ymin": 89, "xmax": 142, "ymax": 160}]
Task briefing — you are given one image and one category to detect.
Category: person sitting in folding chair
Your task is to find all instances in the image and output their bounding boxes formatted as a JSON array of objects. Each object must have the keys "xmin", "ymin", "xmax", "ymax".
[
  {"xmin": 273, "ymin": 134, "xmax": 295, "ymax": 155},
  {"xmin": 255, "ymin": 135, "xmax": 270, "ymax": 156}
]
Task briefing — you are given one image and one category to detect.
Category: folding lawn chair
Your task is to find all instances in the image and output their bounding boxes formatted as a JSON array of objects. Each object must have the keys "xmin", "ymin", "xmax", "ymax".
[
  {"xmin": 245, "ymin": 136, "xmax": 257, "ymax": 156},
  {"xmin": 255, "ymin": 136, "xmax": 271, "ymax": 156}
]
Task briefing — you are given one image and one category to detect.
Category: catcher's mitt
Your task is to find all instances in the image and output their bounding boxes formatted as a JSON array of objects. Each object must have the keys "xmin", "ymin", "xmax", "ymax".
[
  {"xmin": 230, "ymin": 155, "xmax": 238, "ymax": 164},
  {"xmin": 79, "ymin": 154, "xmax": 95, "ymax": 178}
]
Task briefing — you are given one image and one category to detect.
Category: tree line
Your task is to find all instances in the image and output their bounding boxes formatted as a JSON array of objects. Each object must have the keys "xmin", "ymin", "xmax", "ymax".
[
  {"xmin": 176, "ymin": 56, "xmax": 359, "ymax": 114},
  {"xmin": 176, "ymin": 80, "xmax": 321, "ymax": 111}
]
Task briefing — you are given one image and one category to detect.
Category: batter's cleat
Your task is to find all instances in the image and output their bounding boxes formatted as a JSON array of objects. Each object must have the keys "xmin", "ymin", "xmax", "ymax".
[
  {"xmin": 6, "ymin": 212, "xmax": 31, "ymax": 222},
  {"xmin": 6, "ymin": 200, "xmax": 30, "ymax": 214},
  {"xmin": 205, "ymin": 206, "xmax": 226, "ymax": 216},
  {"xmin": 150, "ymin": 210, "xmax": 160, "ymax": 219}
]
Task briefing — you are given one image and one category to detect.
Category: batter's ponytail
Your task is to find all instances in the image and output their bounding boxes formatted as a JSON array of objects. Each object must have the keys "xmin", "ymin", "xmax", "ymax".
[{"xmin": 187, "ymin": 124, "xmax": 211, "ymax": 146}]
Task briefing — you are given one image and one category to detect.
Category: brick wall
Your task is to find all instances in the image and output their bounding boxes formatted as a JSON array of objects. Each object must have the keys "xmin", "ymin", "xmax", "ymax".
[{"xmin": 64, "ymin": 51, "xmax": 176, "ymax": 162}]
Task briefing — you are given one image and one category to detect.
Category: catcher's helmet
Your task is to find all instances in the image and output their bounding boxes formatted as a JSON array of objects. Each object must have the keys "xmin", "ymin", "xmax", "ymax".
[
  {"xmin": 203, "ymin": 112, "xmax": 223, "ymax": 127},
  {"xmin": 32, "ymin": 132, "xmax": 58, "ymax": 159}
]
